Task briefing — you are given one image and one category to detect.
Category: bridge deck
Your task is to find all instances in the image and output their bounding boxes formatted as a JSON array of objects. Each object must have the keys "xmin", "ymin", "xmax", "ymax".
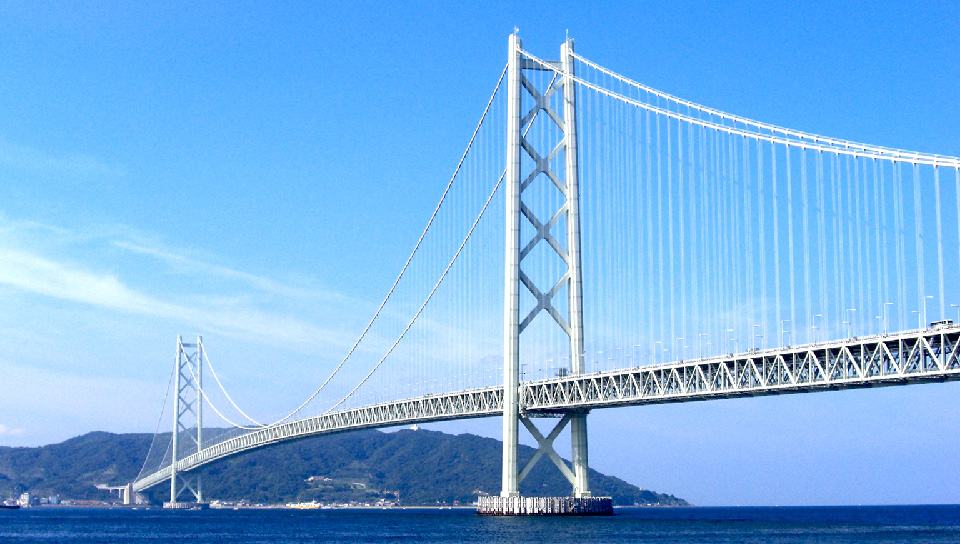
[
  {"xmin": 522, "ymin": 326, "xmax": 960, "ymax": 411},
  {"xmin": 134, "ymin": 325, "xmax": 960, "ymax": 492}
]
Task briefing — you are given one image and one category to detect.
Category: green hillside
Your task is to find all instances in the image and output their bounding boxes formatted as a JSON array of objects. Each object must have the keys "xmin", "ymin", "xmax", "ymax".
[{"xmin": 0, "ymin": 429, "xmax": 687, "ymax": 506}]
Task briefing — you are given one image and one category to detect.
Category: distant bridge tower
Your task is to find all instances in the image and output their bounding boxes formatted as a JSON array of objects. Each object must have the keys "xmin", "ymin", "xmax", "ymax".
[
  {"xmin": 485, "ymin": 33, "xmax": 609, "ymax": 515},
  {"xmin": 165, "ymin": 335, "xmax": 205, "ymax": 508}
]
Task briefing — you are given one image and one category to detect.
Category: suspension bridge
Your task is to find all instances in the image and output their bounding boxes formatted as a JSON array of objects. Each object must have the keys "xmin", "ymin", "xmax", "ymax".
[{"xmin": 128, "ymin": 34, "xmax": 960, "ymax": 514}]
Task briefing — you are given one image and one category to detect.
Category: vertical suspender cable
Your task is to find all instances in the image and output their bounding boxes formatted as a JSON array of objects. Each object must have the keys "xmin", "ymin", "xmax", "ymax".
[
  {"xmin": 817, "ymin": 151, "xmax": 827, "ymax": 335},
  {"xmin": 730, "ymin": 132, "xmax": 742, "ymax": 342},
  {"xmin": 955, "ymin": 167, "xmax": 960, "ymax": 298},
  {"xmin": 914, "ymin": 163, "xmax": 925, "ymax": 324},
  {"xmin": 603, "ymin": 82, "xmax": 612, "ymax": 360},
  {"xmin": 934, "ymin": 165, "xmax": 944, "ymax": 320},
  {"xmin": 700, "ymin": 125, "xmax": 709, "ymax": 354},
  {"xmin": 637, "ymin": 101, "xmax": 646, "ymax": 359},
  {"xmin": 881, "ymin": 160, "xmax": 891, "ymax": 326},
  {"xmin": 743, "ymin": 134, "xmax": 753, "ymax": 338},
  {"xmin": 637, "ymin": 101, "xmax": 645, "ymax": 358},
  {"xmin": 845, "ymin": 156, "xmax": 855, "ymax": 336},
  {"xmin": 801, "ymin": 149, "xmax": 811, "ymax": 341},
  {"xmin": 786, "ymin": 144, "xmax": 796, "ymax": 341},
  {"xmin": 657, "ymin": 112, "xmax": 665, "ymax": 352},
  {"xmin": 725, "ymin": 130, "xmax": 731, "ymax": 347},
  {"xmin": 834, "ymin": 153, "xmax": 844, "ymax": 332},
  {"xmin": 712, "ymin": 128, "xmax": 721, "ymax": 349},
  {"xmin": 843, "ymin": 156, "xmax": 854, "ymax": 331},
  {"xmin": 740, "ymin": 136, "xmax": 756, "ymax": 331},
  {"xmin": 667, "ymin": 115, "xmax": 675, "ymax": 358},
  {"xmin": 686, "ymin": 119, "xmax": 693, "ymax": 347},
  {"xmin": 733, "ymin": 134, "xmax": 739, "ymax": 346},
  {"xmin": 772, "ymin": 142, "xmax": 781, "ymax": 343},
  {"xmin": 678, "ymin": 117, "xmax": 686, "ymax": 347},
  {"xmin": 874, "ymin": 159, "xmax": 883, "ymax": 329},
  {"xmin": 894, "ymin": 162, "xmax": 906, "ymax": 329},
  {"xmin": 725, "ymin": 133, "xmax": 734, "ymax": 348},
  {"xmin": 646, "ymin": 108, "xmax": 654, "ymax": 359},
  {"xmin": 718, "ymin": 130, "xmax": 727, "ymax": 349},
  {"xmin": 854, "ymin": 157, "xmax": 865, "ymax": 331},
  {"xmin": 757, "ymin": 138, "xmax": 767, "ymax": 345},
  {"xmin": 856, "ymin": 157, "xmax": 868, "ymax": 332}
]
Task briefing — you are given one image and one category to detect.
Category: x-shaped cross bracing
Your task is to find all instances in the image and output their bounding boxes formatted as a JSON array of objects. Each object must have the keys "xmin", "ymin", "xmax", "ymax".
[
  {"xmin": 519, "ymin": 202, "xmax": 568, "ymax": 262},
  {"xmin": 519, "ymin": 414, "xmax": 576, "ymax": 486},
  {"xmin": 517, "ymin": 73, "xmax": 574, "ymax": 339},
  {"xmin": 172, "ymin": 471, "xmax": 201, "ymax": 502},
  {"xmin": 520, "ymin": 74, "xmax": 564, "ymax": 132},
  {"xmin": 519, "ymin": 269, "xmax": 571, "ymax": 335},
  {"xmin": 520, "ymin": 139, "xmax": 567, "ymax": 195}
]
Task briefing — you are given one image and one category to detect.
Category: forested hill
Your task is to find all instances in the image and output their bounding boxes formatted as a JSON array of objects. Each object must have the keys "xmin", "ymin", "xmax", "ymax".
[{"xmin": 0, "ymin": 428, "xmax": 688, "ymax": 506}]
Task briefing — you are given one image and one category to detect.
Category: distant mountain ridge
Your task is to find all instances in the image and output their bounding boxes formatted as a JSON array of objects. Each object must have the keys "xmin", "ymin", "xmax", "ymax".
[{"xmin": 0, "ymin": 428, "xmax": 687, "ymax": 506}]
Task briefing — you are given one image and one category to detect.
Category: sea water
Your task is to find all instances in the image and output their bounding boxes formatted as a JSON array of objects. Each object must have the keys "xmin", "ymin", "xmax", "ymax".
[{"xmin": 2, "ymin": 505, "xmax": 959, "ymax": 543}]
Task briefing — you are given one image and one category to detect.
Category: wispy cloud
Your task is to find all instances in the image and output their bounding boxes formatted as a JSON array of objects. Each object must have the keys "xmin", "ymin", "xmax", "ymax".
[
  {"xmin": 110, "ymin": 239, "xmax": 345, "ymax": 302},
  {"xmin": 0, "ymin": 246, "xmax": 180, "ymax": 316},
  {"xmin": 0, "ymin": 244, "xmax": 349, "ymax": 350},
  {"xmin": 0, "ymin": 216, "xmax": 352, "ymax": 304},
  {"xmin": 0, "ymin": 424, "xmax": 25, "ymax": 436},
  {"xmin": 0, "ymin": 139, "xmax": 127, "ymax": 180}
]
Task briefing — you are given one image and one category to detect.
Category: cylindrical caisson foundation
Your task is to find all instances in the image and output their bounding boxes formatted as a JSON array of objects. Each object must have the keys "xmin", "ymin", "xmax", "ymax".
[
  {"xmin": 162, "ymin": 501, "xmax": 209, "ymax": 510},
  {"xmin": 476, "ymin": 496, "xmax": 613, "ymax": 516}
]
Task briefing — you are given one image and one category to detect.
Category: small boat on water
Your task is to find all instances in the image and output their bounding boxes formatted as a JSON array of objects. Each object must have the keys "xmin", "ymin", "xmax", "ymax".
[{"xmin": 0, "ymin": 503, "xmax": 20, "ymax": 510}]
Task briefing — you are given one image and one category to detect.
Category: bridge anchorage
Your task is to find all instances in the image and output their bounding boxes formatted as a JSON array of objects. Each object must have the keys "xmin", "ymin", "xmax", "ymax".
[{"xmin": 128, "ymin": 31, "xmax": 960, "ymax": 515}]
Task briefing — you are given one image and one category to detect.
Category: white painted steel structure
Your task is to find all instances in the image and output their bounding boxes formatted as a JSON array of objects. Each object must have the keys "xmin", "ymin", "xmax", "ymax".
[
  {"xmin": 134, "ymin": 386, "xmax": 504, "ymax": 493},
  {"xmin": 501, "ymin": 35, "xmax": 591, "ymax": 499},
  {"xmin": 169, "ymin": 336, "xmax": 203, "ymax": 504},
  {"xmin": 133, "ymin": 325, "xmax": 960, "ymax": 493},
  {"xmin": 130, "ymin": 34, "xmax": 960, "ymax": 505},
  {"xmin": 521, "ymin": 325, "xmax": 960, "ymax": 411}
]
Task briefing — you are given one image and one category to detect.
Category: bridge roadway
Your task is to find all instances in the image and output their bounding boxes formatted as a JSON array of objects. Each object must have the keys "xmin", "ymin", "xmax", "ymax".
[{"xmin": 133, "ymin": 324, "xmax": 960, "ymax": 492}]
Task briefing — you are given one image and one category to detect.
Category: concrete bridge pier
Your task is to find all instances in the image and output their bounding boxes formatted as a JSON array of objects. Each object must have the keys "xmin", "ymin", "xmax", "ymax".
[{"xmin": 96, "ymin": 482, "xmax": 141, "ymax": 506}]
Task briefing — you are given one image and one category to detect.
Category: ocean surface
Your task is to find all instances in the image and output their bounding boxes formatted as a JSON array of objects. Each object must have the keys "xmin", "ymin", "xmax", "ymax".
[{"xmin": 2, "ymin": 505, "xmax": 960, "ymax": 543}]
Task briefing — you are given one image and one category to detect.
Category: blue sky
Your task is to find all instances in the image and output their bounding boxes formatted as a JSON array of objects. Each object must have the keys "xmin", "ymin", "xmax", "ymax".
[{"xmin": 0, "ymin": 1, "xmax": 958, "ymax": 506}]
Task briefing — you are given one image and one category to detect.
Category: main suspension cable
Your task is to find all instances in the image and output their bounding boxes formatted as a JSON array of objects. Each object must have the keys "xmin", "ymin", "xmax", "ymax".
[
  {"xmin": 199, "ymin": 340, "xmax": 264, "ymax": 427},
  {"xmin": 520, "ymin": 50, "xmax": 960, "ymax": 167},
  {"xmin": 325, "ymin": 72, "xmax": 559, "ymax": 411},
  {"xmin": 251, "ymin": 64, "xmax": 508, "ymax": 428},
  {"xmin": 325, "ymin": 170, "xmax": 506, "ymax": 413},
  {"xmin": 571, "ymin": 52, "xmax": 955, "ymax": 164},
  {"xmin": 134, "ymin": 354, "xmax": 177, "ymax": 482},
  {"xmin": 180, "ymin": 350, "xmax": 263, "ymax": 430}
]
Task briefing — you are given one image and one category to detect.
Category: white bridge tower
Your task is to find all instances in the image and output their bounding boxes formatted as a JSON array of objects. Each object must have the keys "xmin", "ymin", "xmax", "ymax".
[
  {"xmin": 482, "ymin": 33, "xmax": 611, "ymax": 515},
  {"xmin": 164, "ymin": 335, "xmax": 206, "ymax": 508}
]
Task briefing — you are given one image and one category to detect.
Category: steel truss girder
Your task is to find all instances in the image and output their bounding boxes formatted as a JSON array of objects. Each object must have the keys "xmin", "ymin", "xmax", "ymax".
[
  {"xmin": 520, "ymin": 326, "xmax": 960, "ymax": 412},
  {"xmin": 134, "ymin": 326, "xmax": 960, "ymax": 494},
  {"xmin": 134, "ymin": 386, "xmax": 505, "ymax": 492}
]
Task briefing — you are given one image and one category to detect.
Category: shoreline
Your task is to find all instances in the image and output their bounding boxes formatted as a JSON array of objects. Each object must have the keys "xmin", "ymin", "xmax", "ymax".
[{"xmin": 8, "ymin": 502, "xmax": 690, "ymax": 511}]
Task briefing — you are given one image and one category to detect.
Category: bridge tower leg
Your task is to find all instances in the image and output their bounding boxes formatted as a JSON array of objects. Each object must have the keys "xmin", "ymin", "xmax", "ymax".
[
  {"xmin": 561, "ymin": 38, "xmax": 591, "ymax": 499},
  {"xmin": 165, "ymin": 335, "xmax": 205, "ymax": 508},
  {"xmin": 482, "ymin": 34, "xmax": 609, "ymax": 515},
  {"xmin": 501, "ymin": 30, "xmax": 523, "ymax": 500}
]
